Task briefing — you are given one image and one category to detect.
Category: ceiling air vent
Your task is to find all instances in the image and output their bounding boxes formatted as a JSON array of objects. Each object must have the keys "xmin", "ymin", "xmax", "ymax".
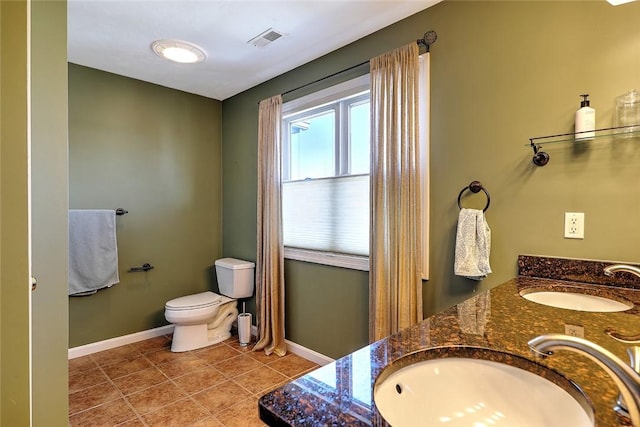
[{"xmin": 248, "ymin": 28, "xmax": 283, "ymax": 48}]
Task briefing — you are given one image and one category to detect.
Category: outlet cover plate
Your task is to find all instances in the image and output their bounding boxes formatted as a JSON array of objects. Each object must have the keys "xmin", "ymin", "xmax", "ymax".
[
  {"xmin": 564, "ymin": 324, "xmax": 585, "ymax": 338},
  {"xmin": 564, "ymin": 212, "xmax": 585, "ymax": 239}
]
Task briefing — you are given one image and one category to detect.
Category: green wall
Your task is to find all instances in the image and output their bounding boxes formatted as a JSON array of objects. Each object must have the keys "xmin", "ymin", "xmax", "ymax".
[
  {"xmin": 31, "ymin": 1, "xmax": 69, "ymax": 423},
  {"xmin": 1, "ymin": 1, "xmax": 69, "ymax": 424},
  {"xmin": 68, "ymin": 65, "xmax": 223, "ymax": 347},
  {"xmin": 222, "ymin": 1, "xmax": 640, "ymax": 359},
  {"xmin": 1, "ymin": 1, "xmax": 32, "ymax": 423}
]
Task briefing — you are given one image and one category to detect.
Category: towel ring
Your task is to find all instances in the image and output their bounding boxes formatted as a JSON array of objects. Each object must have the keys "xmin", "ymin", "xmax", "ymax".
[{"xmin": 457, "ymin": 181, "xmax": 490, "ymax": 212}]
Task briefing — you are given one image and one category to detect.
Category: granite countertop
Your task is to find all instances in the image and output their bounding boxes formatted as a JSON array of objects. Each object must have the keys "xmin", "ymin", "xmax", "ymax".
[{"xmin": 259, "ymin": 256, "xmax": 640, "ymax": 426}]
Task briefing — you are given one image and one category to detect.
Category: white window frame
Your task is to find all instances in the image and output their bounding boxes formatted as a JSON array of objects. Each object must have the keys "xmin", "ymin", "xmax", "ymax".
[
  {"xmin": 419, "ymin": 53, "xmax": 430, "ymax": 280},
  {"xmin": 283, "ymin": 93, "xmax": 370, "ymax": 181}
]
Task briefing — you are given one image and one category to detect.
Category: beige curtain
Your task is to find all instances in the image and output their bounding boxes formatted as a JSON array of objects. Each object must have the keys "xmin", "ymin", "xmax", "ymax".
[
  {"xmin": 369, "ymin": 43, "xmax": 423, "ymax": 342},
  {"xmin": 254, "ymin": 95, "xmax": 287, "ymax": 356}
]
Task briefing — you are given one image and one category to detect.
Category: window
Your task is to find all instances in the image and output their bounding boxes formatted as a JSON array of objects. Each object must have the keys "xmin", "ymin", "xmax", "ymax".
[
  {"xmin": 281, "ymin": 55, "xmax": 429, "ymax": 276},
  {"xmin": 284, "ymin": 94, "xmax": 370, "ymax": 181},
  {"xmin": 306, "ymin": 346, "xmax": 372, "ymax": 409},
  {"xmin": 282, "ymin": 75, "xmax": 370, "ymax": 270}
]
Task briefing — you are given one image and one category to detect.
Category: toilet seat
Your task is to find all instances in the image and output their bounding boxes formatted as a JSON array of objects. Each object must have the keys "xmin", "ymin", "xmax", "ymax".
[{"xmin": 165, "ymin": 291, "xmax": 229, "ymax": 311}]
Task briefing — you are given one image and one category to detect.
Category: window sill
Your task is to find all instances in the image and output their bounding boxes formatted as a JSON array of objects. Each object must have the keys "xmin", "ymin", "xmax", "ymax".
[{"xmin": 284, "ymin": 248, "xmax": 369, "ymax": 271}]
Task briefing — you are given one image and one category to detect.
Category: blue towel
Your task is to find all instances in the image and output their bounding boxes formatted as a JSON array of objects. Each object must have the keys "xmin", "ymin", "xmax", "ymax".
[
  {"xmin": 454, "ymin": 208, "xmax": 492, "ymax": 281},
  {"xmin": 69, "ymin": 209, "xmax": 119, "ymax": 296}
]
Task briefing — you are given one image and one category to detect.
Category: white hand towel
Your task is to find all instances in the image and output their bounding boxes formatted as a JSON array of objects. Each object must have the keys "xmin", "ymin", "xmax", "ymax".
[
  {"xmin": 454, "ymin": 208, "xmax": 492, "ymax": 280},
  {"xmin": 69, "ymin": 209, "xmax": 119, "ymax": 296},
  {"xmin": 457, "ymin": 292, "xmax": 491, "ymax": 335}
]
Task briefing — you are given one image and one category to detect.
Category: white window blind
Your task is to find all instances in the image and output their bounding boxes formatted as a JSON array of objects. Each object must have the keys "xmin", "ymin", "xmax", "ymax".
[{"xmin": 282, "ymin": 174, "xmax": 369, "ymax": 256}]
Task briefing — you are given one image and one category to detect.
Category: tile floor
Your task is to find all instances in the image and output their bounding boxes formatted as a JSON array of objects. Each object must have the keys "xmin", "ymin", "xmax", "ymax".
[{"xmin": 69, "ymin": 334, "xmax": 320, "ymax": 426}]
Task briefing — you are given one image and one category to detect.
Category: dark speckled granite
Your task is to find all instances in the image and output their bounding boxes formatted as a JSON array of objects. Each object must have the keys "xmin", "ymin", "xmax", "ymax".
[
  {"xmin": 259, "ymin": 256, "xmax": 640, "ymax": 426},
  {"xmin": 518, "ymin": 254, "xmax": 640, "ymax": 288}
]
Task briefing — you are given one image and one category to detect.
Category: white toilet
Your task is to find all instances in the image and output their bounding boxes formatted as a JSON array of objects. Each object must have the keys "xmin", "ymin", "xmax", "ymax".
[{"xmin": 164, "ymin": 258, "xmax": 255, "ymax": 352}]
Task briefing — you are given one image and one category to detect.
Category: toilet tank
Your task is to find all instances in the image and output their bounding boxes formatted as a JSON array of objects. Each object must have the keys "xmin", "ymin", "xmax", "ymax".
[{"xmin": 214, "ymin": 258, "xmax": 255, "ymax": 298}]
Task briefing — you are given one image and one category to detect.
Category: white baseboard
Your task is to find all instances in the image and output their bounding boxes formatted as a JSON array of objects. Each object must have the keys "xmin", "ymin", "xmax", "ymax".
[
  {"xmin": 285, "ymin": 339, "xmax": 334, "ymax": 366},
  {"xmin": 69, "ymin": 323, "xmax": 334, "ymax": 366},
  {"xmin": 249, "ymin": 324, "xmax": 334, "ymax": 366},
  {"xmin": 68, "ymin": 325, "xmax": 174, "ymax": 359}
]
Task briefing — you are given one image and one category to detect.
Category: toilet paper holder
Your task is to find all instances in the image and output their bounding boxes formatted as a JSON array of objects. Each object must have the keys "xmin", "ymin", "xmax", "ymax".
[
  {"xmin": 238, "ymin": 302, "xmax": 252, "ymax": 346},
  {"xmin": 128, "ymin": 263, "xmax": 154, "ymax": 272},
  {"xmin": 238, "ymin": 313, "xmax": 252, "ymax": 346}
]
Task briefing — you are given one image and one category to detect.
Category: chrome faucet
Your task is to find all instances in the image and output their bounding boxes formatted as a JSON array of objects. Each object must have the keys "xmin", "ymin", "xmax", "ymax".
[
  {"xmin": 528, "ymin": 334, "xmax": 640, "ymax": 427},
  {"xmin": 606, "ymin": 328, "xmax": 640, "ymax": 420},
  {"xmin": 604, "ymin": 264, "xmax": 640, "ymax": 278}
]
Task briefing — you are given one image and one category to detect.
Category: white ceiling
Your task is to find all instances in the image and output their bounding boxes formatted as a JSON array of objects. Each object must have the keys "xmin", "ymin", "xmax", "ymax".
[{"xmin": 68, "ymin": 0, "xmax": 440, "ymax": 100}]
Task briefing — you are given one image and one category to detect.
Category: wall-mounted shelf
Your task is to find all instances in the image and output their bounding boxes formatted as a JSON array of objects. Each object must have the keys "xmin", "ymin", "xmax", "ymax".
[{"xmin": 527, "ymin": 124, "xmax": 640, "ymax": 166}]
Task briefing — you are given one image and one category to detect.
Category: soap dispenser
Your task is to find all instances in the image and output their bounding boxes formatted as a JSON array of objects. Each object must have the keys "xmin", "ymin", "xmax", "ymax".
[{"xmin": 575, "ymin": 94, "xmax": 595, "ymax": 141}]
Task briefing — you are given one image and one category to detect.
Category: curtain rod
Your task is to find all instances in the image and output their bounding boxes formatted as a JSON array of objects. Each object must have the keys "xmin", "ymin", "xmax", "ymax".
[
  {"xmin": 281, "ymin": 60, "xmax": 369, "ymax": 98},
  {"xmin": 265, "ymin": 30, "xmax": 437, "ymax": 101}
]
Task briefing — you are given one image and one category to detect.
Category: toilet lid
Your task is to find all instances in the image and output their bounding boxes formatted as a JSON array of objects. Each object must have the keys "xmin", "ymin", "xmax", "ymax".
[{"xmin": 165, "ymin": 291, "xmax": 225, "ymax": 311}]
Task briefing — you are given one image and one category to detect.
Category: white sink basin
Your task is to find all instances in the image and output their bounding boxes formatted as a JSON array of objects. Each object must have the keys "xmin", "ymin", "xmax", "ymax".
[
  {"xmin": 521, "ymin": 290, "xmax": 633, "ymax": 312},
  {"xmin": 374, "ymin": 350, "xmax": 593, "ymax": 427}
]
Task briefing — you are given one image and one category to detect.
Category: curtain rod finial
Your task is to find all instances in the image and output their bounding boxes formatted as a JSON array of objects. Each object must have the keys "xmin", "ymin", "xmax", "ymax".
[{"xmin": 418, "ymin": 30, "xmax": 437, "ymax": 52}]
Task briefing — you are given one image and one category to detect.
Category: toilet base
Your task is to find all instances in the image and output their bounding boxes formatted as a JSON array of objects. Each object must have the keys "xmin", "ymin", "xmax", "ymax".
[
  {"xmin": 171, "ymin": 324, "xmax": 229, "ymax": 352},
  {"xmin": 169, "ymin": 301, "xmax": 238, "ymax": 352}
]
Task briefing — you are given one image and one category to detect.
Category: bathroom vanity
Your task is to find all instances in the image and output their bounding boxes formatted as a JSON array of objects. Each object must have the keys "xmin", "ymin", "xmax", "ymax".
[{"xmin": 258, "ymin": 255, "xmax": 640, "ymax": 426}]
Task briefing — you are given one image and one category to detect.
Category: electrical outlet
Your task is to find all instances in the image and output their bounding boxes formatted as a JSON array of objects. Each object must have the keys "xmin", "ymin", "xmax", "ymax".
[
  {"xmin": 564, "ymin": 324, "xmax": 585, "ymax": 338},
  {"xmin": 564, "ymin": 212, "xmax": 585, "ymax": 239}
]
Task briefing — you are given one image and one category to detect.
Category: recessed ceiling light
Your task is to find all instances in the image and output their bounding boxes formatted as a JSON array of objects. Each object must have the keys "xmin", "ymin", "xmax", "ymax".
[
  {"xmin": 151, "ymin": 39, "xmax": 206, "ymax": 64},
  {"xmin": 606, "ymin": 0, "xmax": 636, "ymax": 5}
]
